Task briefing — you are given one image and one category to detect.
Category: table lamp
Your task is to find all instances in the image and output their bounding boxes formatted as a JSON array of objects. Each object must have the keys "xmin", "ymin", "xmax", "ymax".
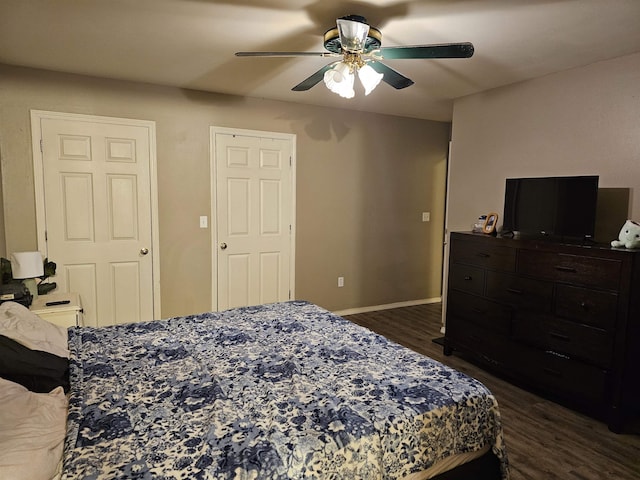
[{"xmin": 10, "ymin": 251, "xmax": 44, "ymax": 300}]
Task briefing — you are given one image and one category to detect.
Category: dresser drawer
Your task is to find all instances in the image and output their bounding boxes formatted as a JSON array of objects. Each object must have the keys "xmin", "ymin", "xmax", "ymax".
[
  {"xmin": 449, "ymin": 263, "xmax": 485, "ymax": 295},
  {"xmin": 518, "ymin": 250, "xmax": 622, "ymax": 290},
  {"xmin": 512, "ymin": 312, "xmax": 614, "ymax": 368},
  {"xmin": 555, "ymin": 285, "xmax": 618, "ymax": 331},
  {"xmin": 486, "ymin": 271, "xmax": 553, "ymax": 312},
  {"xmin": 450, "ymin": 236, "xmax": 516, "ymax": 271},
  {"xmin": 445, "ymin": 316, "xmax": 512, "ymax": 367},
  {"xmin": 513, "ymin": 348, "xmax": 608, "ymax": 405},
  {"xmin": 448, "ymin": 290, "xmax": 512, "ymax": 335}
]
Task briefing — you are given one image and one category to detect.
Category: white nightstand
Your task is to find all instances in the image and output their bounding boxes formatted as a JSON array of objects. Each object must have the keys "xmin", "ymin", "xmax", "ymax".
[{"xmin": 30, "ymin": 292, "xmax": 84, "ymax": 328}]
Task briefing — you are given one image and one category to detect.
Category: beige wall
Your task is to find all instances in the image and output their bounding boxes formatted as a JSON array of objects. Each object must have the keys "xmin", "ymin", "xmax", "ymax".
[
  {"xmin": 447, "ymin": 52, "xmax": 640, "ymax": 238},
  {"xmin": 0, "ymin": 64, "xmax": 450, "ymax": 317}
]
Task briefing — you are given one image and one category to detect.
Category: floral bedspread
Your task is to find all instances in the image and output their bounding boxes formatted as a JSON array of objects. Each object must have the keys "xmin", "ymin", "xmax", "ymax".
[{"xmin": 63, "ymin": 300, "xmax": 508, "ymax": 479}]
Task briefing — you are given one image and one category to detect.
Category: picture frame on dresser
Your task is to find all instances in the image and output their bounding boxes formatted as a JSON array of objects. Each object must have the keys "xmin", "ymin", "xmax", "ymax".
[{"xmin": 482, "ymin": 212, "xmax": 499, "ymax": 234}]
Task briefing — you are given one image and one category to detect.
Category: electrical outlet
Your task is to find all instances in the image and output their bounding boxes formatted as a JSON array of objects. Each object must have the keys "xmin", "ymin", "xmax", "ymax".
[
  {"xmin": 199, "ymin": 216, "xmax": 208, "ymax": 228},
  {"xmin": 422, "ymin": 212, "xmax": 430, "ymax": 222},
  {"xmin": 338, "ymin": 276, "xmax": 344, "ymax": 287}
]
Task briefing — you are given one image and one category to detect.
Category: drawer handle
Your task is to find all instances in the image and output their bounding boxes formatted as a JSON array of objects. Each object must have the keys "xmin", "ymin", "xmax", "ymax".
[
  {"xmin": 480, "ymin": 354, "xmax": 499, "ymax": 366},
  {"xmin": 506, "ymin": 288, "xmax": 523, "ymax": 295},
  {"xmin": 464, "ymin": 275, "xmax": 473, "ymax": 281},
  {"xmin": 580, "ymin": 301, "xmax": 589, "ymax": 310},
  {"xmin": 477, "ymin": 253, "xmax": 490, "ymax": 258},
  {"xmin": 555, "ymin": 265, "xmax": 577, "ymax": 273},
  {"xmin": 471, "ymin": 307, "xmax": 486, "ymax": 314},
  {"xmin": 549, "ymin": 331, "xmax": 570, "ymax": 342},
  {"xmin": 543, "ymin": 367, "xmax": 563, "ymax": 377},
  {"xmin": 546, "ymin": 350, "xmax": 570, "ymax": 359}
]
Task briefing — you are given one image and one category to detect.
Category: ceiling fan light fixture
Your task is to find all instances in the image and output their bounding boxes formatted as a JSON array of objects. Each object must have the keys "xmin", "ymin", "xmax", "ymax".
[
  {"xmin": 358, "ymin": 64, "xmax": 383, "ymax": 95},
  {"xmin": 323, "ymin": 62, "xmax": 355, "ymax": 98},
  {"xmin": 336, "ymin": 18, "xmax": 370, "ymax": 52},
  {"xmin": 237, "ymin": 14, "xmax": 474, "ymax": 94}
]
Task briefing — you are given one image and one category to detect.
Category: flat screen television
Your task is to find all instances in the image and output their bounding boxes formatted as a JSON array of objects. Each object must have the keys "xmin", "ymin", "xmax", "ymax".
[{"xmin": 502, "ymin": 175, "xmax": 599, "ymax": 240}]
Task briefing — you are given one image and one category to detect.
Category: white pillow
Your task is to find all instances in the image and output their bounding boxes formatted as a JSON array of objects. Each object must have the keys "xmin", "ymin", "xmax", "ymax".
[
  {"xmin": 0, "ymin": 301, "xmax": 69, "ymax": 358},
  {"xmin": 0, "ymin": 378, "xmax": 68, "ymax": 480}
]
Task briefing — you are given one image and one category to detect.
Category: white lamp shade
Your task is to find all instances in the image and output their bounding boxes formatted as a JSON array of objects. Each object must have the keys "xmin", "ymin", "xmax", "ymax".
[
  {"xmin": 10, "ymin": 251, "xmax": 44, "ymax": 279},
  {"xmin": 324, "ymin": 62, "xmax": 355, "ymax": 99},
  {"xmin": 337, "ymin": 18, "xmax": 370, "ymax": 52},
  {"xmin": 358, "ymin": 64, "xmax": 384, "ymax": 95}
]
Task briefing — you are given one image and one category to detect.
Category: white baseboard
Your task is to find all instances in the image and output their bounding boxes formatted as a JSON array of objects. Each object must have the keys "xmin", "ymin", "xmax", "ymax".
[{"xmin": 334, "ymin": 297, "xmax": 441, "ymax": 317}]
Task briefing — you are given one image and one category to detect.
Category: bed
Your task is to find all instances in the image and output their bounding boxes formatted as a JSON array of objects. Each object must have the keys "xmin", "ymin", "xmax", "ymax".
[{"xmin": 2, "ymin": 300, "xmax": 509, "ymax": 479}]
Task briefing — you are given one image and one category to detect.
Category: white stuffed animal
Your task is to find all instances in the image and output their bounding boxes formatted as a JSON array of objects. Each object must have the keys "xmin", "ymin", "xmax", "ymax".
[{"xmin": 611, "ymin": 220, "xmax": 640, "ymax": 249}]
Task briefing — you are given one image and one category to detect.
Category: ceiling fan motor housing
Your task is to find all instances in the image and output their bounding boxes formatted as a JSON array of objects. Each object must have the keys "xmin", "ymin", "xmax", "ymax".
[{"xmin": 324, "ymin": 15, "xmax": 382, "ymax": 54}]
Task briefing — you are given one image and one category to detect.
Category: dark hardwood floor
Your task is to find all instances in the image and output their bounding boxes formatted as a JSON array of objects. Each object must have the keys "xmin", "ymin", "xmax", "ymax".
[{"xmin": 344, "ymin": 303, "xmax": 640, "ymax": 480}]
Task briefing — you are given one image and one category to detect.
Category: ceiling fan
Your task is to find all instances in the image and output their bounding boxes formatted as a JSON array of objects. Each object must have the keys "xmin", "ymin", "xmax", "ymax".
[{"xmin": 235, "ymin": 14, "xmax": 474, "ymax": 98}]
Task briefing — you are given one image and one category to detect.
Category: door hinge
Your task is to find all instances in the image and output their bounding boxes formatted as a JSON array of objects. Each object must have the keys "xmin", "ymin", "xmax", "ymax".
[
  {"xmin": 45, "ymin": 230, "xmax": 48, "ymax": 241},
  {"xmin": 289, "ymin": 156, "xmax": 292, "ymax": 167},
  {"xmin": 40, "ymin": 138, "xmax": 43, "ymax": 152}
]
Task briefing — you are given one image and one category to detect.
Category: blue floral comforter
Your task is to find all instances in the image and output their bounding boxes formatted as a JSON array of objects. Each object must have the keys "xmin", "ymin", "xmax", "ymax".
[{"xmin": 62, "ymin": 300, "xmax": 508, "ymax": 479}]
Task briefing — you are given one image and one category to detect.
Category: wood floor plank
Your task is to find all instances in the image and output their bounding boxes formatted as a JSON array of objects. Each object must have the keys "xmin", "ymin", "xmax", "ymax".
[{"xmin": 344, "ymin": 303, "xmax": 640, "ymax": 480}]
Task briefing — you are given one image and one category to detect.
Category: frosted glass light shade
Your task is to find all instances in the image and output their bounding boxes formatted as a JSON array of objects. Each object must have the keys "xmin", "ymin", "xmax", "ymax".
[
  {"xmin": 10, "ymin": 251, "xmax": 44, "ymax": 279},
  {"xmin": 324, "ymin": 62, "xmax": 355, "ymax": 99},
  {"xmin": 337, "ymin": 18, "xmax": 370, "ymax": 52},
  {"xmin": 358, "ymin": 64, "xmax": 384, "ymax": 95}
]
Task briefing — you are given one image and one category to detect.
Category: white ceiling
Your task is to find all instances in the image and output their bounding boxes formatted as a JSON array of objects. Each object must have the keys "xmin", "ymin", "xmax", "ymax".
[{"xmin": 1, "ymin": 0, "xmax": 640, "ymax": 122}]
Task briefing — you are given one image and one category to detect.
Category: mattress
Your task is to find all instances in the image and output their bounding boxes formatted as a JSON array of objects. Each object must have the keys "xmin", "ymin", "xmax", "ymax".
[{"xmin": 61, "ymin": 300, "xmax": 509, "ymax": 479}]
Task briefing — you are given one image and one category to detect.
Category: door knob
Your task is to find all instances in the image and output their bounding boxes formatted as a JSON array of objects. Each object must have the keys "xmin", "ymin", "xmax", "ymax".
[
  {"xmin": 220, "ymin": 243, "xmax": 228, "ymax": 250},
  {"xmin": 140, "ymin": 247, "xmax": 149, "ymax": 255}
]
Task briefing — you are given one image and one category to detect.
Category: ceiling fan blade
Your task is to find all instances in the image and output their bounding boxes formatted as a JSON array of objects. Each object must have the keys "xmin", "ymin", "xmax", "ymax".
[
  {"xmin": 368, "ymin": 62, "xmax": 414, "ymax": 89},
  {"xmin": 236, "ymin": 51, "xmax": 338, "ymax": 58},
  {"xmin": 292, "ymin": 64, "xmax": 335, "ymax": 91},
  {"xmin": 376, "ymin": 42, "xmax": 474, "ymax": 60}
]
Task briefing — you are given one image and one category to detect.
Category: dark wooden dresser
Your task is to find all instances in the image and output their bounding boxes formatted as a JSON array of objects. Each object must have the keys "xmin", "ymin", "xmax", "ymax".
[{"xmin": 444, "ymin": 231, "xmax": 640, "ymax": 432}]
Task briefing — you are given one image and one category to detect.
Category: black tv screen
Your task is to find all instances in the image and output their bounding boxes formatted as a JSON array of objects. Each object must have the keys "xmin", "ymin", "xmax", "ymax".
[{"xmin": 502, "ymin": 175, "xmax": 599, "ymax": 239}]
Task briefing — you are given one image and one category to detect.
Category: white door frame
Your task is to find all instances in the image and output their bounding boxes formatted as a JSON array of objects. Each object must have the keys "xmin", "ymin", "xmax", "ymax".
[
  {"xmin": 209, "ymin": 126, "xmax": 296, "ymax": 311},
  {"xmin": 30, "ymin": 109, "xmax": 162, "ymax": 319},
  {"xmin": 441, "ymin": 141, "xmax": 453, "ymax": 334}
]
